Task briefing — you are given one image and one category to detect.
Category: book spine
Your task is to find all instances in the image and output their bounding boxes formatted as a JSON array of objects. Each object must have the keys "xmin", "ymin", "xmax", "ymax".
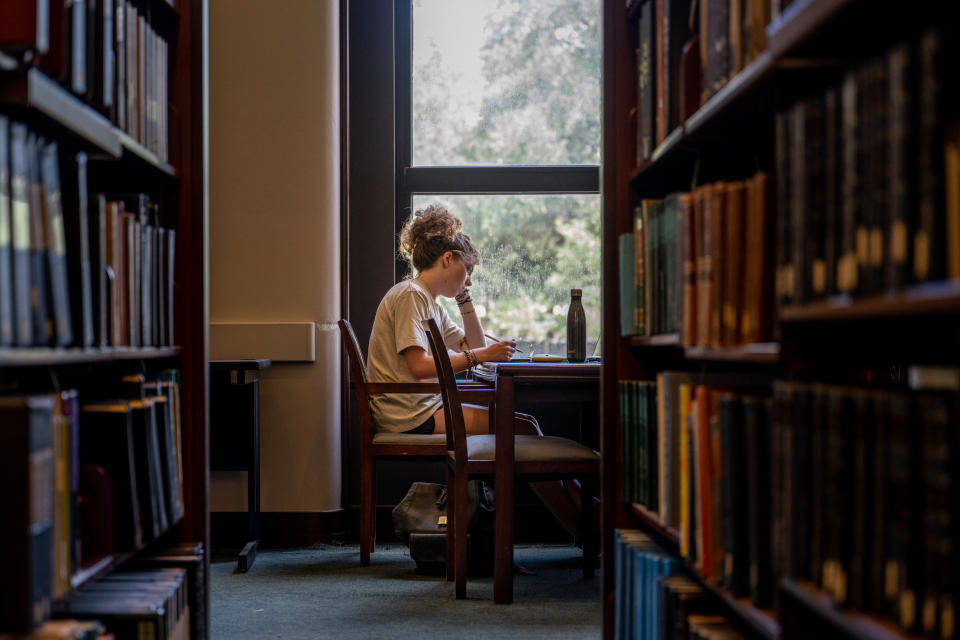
[
  {"xmin": 91, "ymin": 193, "xmax": 107, "ymax": 347},
  {"xmin": 947, "ymin": 123, "xmax": 960, "ymax": 280},
  {"xmin": 805, "ymin": 95, "xmax": 828, "ymax": 300},
  {"xmin": 789, "ymin": 101, "xmax": 808, "ymax": 303},
  {"xmin": 775, "ymin": 111, "xmax": 792, "ymax": 307},
  {"xmin": 883, "ymin": 45, "xmax": 911, "ymax": 289},
  {"xmin": 838, "ymin": 72, "xmax": 859, "ymax": 295},
  {"xmin": 639, "ymin": 1, "xmax": 655, "ymax": 160},
  {"xmin": 847, "ymin": 390, "xmax": 875, "ymax": 612},
  {"xmin": 619, "ymin": 233, "xmax": 638, "ymax": 336},
  {"xmin": 746, "ymin": 396, "xmax": 773, "ymax": 608},
  {"xmin": 655, "ymin": 0, "xmax": 667, "ymax": 146},
  {"xmin": 26, "ymin": 133, "xmax": 52, "ymax": 346},
  {"xmin": 0, "ymin": 116, "xmax": 14, "ymax": 346},
  {"xmin": 823, "ymin": 87, "xmax": 840, "ymax": 297},
  {"xmin": 0, "ymin": 396, "xmax": 55, "ymax": 633},
  {"xmin": 914, "ymin": 29, "xmax": 946, "ymax": 283},
  {"xmin": 681, "ymin": 192, "xmax": 697, "ymax": 347},
  {"xmin": 71, "ymin": 0, "xmax": 87, "ymax": 96},
  {"xmin": 708, "ymin": 184, "xmax": 724, "ymax": 348},
  {"xmin": 40, "ymin": 141, "xmax": 73, "ymax": 347},
  {"xmin": 9, "ymin": 123, "xmax": 33, "ymax": 346},
  {"xmin": 722, "ymin": 183, "xmax": 744, "ymax": 346},
  {"xmin": 634, "ymin": 207, "xmax": 646, "ymax": 336}
]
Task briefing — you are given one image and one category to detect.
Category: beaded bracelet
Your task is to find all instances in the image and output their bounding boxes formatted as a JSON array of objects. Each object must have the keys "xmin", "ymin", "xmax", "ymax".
[{"xmin": 464, "ymin": 349, "xmax": 478, "ymax": 369}]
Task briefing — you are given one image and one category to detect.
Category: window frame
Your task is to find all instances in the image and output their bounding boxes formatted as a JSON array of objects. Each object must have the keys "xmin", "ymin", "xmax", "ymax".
[{"xmin": 393, "ymin": 0, "xmax": 601, "ymax": 278}]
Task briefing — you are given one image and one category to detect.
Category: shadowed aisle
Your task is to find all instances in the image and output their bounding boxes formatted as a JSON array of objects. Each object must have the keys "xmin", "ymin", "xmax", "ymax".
[{"xmin": 210, "ymin": 543, "xmax": 602, "ymax": 639}]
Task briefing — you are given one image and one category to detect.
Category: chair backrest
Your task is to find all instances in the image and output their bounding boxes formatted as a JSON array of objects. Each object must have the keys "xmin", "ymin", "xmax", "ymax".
[
  {"xmin": 423, "ymin": 317, "xmax": 466, "ymax": 460},
  {"xmin": 338, "ymin": 319, "xmax": 374, "ymax": 447}
]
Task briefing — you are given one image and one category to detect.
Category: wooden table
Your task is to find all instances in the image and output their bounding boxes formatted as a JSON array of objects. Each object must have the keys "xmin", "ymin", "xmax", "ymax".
[
  {"xmin": 210, "ymin": 359, "xmax": 272, "ymax": 572},
  {"xmin": 473, "ymin": 361, "xmax": 601, "ymax": 603}
]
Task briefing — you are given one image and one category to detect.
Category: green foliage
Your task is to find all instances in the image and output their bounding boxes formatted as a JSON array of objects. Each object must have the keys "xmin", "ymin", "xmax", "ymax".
[{"xmin": 412, "ymin": 0, "xmax": 601, "ymax": 354}]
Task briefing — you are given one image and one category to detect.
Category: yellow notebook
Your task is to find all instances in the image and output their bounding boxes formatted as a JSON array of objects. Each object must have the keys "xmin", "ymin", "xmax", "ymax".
[{"xmin": 531, "ymin": 354, "xmax": 564, "ymax": 362}]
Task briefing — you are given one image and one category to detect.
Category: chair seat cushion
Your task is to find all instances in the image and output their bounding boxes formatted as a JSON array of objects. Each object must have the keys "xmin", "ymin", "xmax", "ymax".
[
  {"xmin": 373, "ymin": 432, "xmax": 447, "ymax": 446},
  {"xmin": 465, "ymin": 434, "xmax": 598, "ymax": 462}
]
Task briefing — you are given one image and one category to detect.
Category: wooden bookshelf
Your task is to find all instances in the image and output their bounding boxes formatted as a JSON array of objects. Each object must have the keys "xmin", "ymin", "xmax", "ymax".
[
  {"xmin": 685, "ymin": 51, "xmax": 774, "ymax": 139},
  {"xmin": 683, "ymin": 342, "xmax": 780, "ymax": 364},
  {"xmin": 765, "ymin": 0, "xmax": 855, "ymax": 58},
  {"xmin": 627, "ymin": 335, "xmax": 780, "ymax": 364},
  {"xmin": 117, "ymin": 130, "xmax": 178, "ymax": 179},
  {"xmin": 0, "ymin": 346, "xmax": 180, "ymax": 367},
  {"xmin": 0, "ymin": 68, "xmax": 121, "ymax": 156},
  {"xmin": 780, "ymin": 280, "xmax": 960, "ymax": 322},
  {"xmin": 779, "ymin": 580, "xmax": 925, "ymax": 640},
  {"xmin": 629, "ymin": 503, "xmax": 780, "ymax": 640},
  {"xmin": 629, "ymin": 503, "xmax": 679, "ymax": 548},
  {"xmin": 628, "ymin": 332, "xmax": 681, "ymax": 348},
  {"xmin": 64, "ymin": 511, "xmax": 183, "ymax": 597},
  {"xmin": 68, "ymin": 554, "xmax": 132, "ymax": 592},
  {"xmin": 0, "ymin": 0, "xmax": 208, "ymax": 636},
  {"xmin": 601, "ymin": 0, "xmax": 956, "ymax": 639},
  {"xmin": 700, "ymin": 581, "xmax": 779, "ymax": 640}
]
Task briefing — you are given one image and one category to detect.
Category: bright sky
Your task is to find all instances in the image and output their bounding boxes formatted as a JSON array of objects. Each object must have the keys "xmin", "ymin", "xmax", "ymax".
[{"xmin": 413, "ymin": 0, "xmax": 501, "ymax": 126}]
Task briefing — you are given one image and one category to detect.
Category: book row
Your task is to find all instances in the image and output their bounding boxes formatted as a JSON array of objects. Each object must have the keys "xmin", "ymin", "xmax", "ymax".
[
  {"xmin": 775, "ymin": 28, "xmax": 960, "ymax": 304},
  {"xmin": 614, "ymin": 530, "xmax": 746, "ymax": 640},
  {"xmin": 633, "ymin": 0, "xmax": 773, "ymax": 163},
  {"xmin": 618, "ymin": 369, "xmax": 773, "ymax": 527},
  {"xmin": 0, "ymin": 0, "xmax": 172, "ymax": 161},
  {"xmin": 618, "ymin": 171, "xmax": 773, "ymax": 346},
  {"xmin": 0, "ymin": 545, "xmax": 202, "ymax": 640},
  {"xmin": 0, "ymin": 116, "xmax": 176, "ymax": 350},
  {"xmin": 0, "ymin": 370, "xmax": 185, "ymax": 634},
  {"xmin": 0, "ymin": 618, "xmax": 102, "ymax": 640},
  {"xmin": 771, "ymin": 380, "xmax": 958, "ymax": 638},
  {"xmin": 621, "ymin": 373, "xmax": 959, "ymax": 639},
  {"xmin": 17, "ymin": 542, "xmax": 207, "ymax": 640}
]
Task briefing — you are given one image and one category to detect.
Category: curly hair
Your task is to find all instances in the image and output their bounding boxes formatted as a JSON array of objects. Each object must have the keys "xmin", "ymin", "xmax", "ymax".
[{"xmin": 398, "ymin": 204, "xmax": 480, "ymax": 274}]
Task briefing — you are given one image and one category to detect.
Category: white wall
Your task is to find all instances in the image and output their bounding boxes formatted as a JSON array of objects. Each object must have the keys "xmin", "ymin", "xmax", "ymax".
[{"xmin": 209, "ymin": 0, "xmax": 341, "ymax": 512}]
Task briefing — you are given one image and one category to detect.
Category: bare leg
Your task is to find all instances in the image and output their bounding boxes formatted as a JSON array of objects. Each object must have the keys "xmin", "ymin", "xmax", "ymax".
[
  {"xmin": 434, "ymin": 406, "xmax": 582, "ymax": 538},
  {"xmin": 432, "ymin": 403, "xmax": 495, "ymax": 435}
]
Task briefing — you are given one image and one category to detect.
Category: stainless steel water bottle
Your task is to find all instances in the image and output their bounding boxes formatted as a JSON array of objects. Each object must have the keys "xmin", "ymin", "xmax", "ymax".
[{"xmin": 566, "ymin": 289, "xmax": 586, "ymax": 362}]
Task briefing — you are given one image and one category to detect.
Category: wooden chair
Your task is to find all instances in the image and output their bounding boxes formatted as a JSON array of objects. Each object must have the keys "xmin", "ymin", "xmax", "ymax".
[
  {"xmin": 338, "ymin": 318, "xmax": 488, "ymax": 566},
  {"xmin": 423, "ymin": 317, "xmax": 600, "ymax": 600}
]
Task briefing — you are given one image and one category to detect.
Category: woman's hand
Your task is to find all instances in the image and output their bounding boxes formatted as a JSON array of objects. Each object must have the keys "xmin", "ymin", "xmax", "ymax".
[{"xmin": 477, "ymin": 340, "xmax": 517, "ymax": 363}]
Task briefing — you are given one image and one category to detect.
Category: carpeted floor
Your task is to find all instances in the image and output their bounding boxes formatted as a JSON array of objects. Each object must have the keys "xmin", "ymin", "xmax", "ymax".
[{"xmin": 210, "ymin": 543, "xmax": 602, "ymax": 639}]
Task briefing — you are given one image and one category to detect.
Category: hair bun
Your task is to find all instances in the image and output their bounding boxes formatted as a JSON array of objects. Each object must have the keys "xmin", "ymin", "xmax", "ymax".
[{"xmin": 399, "ymin": 204, "xmax": 479, "ymax": 274}]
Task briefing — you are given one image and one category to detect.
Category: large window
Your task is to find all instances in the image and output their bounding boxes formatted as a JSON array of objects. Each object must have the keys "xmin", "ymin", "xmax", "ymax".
[{"xmin": 399, "ymin": 0, "xmax": 601, "ymax": 354}]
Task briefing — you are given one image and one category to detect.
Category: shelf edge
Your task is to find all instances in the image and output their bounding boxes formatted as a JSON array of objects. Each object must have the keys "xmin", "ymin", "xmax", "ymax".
[{"xmin": 27, "ymin": 69, "xmax": 121, "ymax": 156}]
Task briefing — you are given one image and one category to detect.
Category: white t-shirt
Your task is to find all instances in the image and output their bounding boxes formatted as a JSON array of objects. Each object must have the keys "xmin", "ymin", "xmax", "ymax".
[{"xmin": 365, "ymin": 278, "xmax": 465, "ymax": 433}]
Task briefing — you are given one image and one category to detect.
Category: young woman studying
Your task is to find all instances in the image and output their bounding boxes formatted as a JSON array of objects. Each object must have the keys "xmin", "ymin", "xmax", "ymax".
[{"xmin": 365, "ymin": 203, "xmax": 582, "ymax": 536}]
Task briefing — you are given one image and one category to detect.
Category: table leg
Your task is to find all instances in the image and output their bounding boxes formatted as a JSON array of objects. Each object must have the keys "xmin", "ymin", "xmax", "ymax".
[
  {"xmin": 238, "ymin": 376, "xmax": 261, "ymax": 573},
  {"xmin": 494, "ymin": 374, "xmax": 515, "ymax": 604}
]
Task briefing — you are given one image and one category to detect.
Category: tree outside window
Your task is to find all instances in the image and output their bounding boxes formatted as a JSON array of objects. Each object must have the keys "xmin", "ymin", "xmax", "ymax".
[{"xmin": 406, "ymin": 0, "xmax": 601, "ymax": 355}]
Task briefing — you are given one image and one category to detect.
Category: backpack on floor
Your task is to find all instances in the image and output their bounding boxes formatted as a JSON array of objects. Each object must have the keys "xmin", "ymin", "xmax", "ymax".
[{"xmin": 391, "ymin": 481, "xmax": 494, "ymax": 576}]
